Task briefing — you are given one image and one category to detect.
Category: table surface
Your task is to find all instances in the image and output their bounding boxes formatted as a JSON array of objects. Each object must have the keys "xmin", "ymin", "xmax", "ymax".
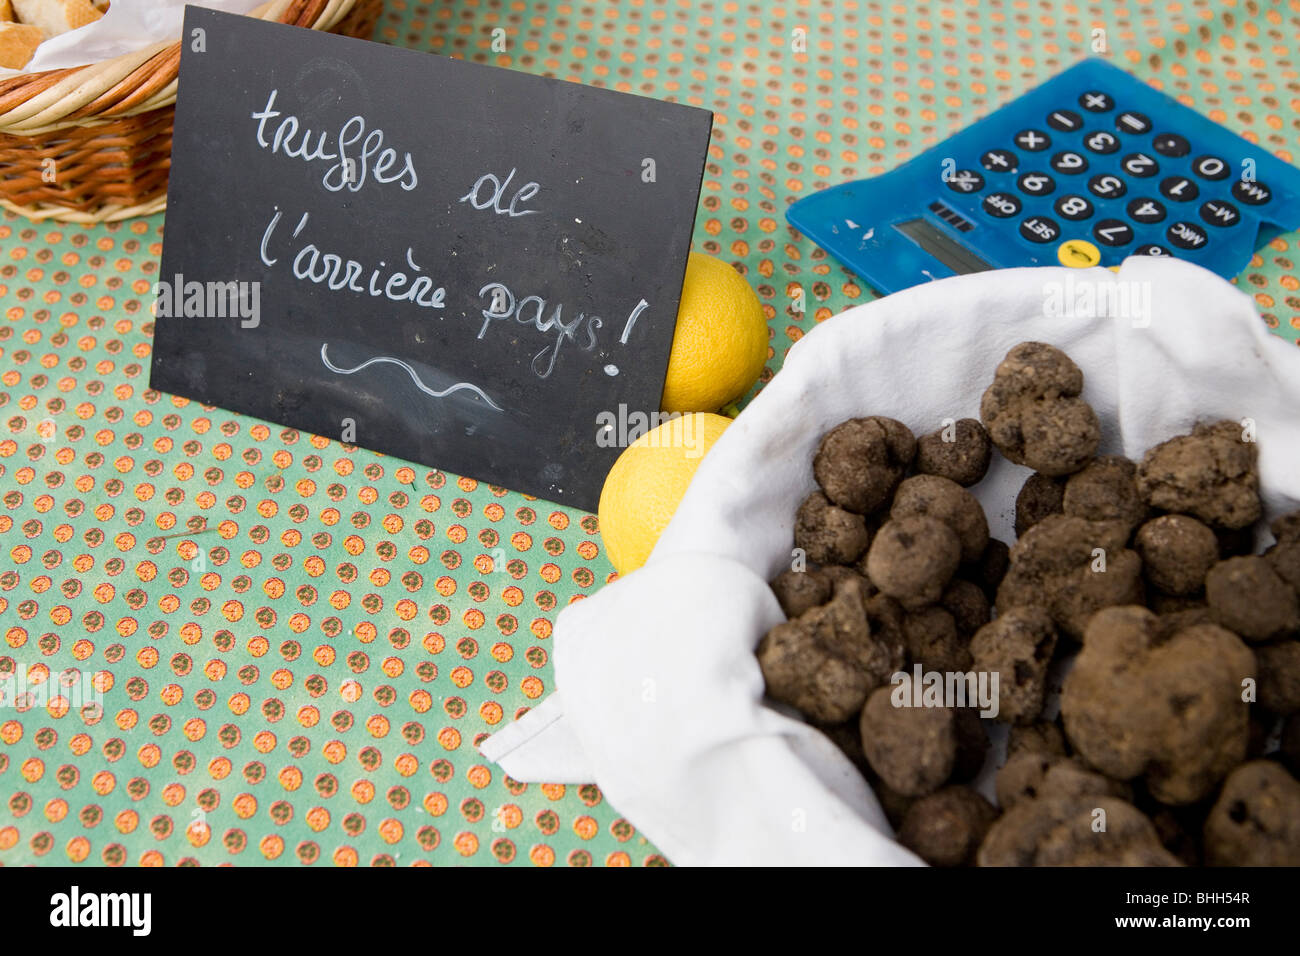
[{"xmin": 2, "ymin": 0, "xmax": 1298, "ymax": 867}]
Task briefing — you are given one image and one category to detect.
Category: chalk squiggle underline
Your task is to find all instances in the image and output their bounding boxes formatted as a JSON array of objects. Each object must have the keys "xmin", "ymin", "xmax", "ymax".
[{"xmin": 320, "ymin": 343, "xmax": 504, "ymax": 412}]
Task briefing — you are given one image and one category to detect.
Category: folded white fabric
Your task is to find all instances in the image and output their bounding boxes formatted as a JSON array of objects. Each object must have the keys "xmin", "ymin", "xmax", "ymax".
[{"xmin": 480, "ymin": 256, "xmax": 1300, "ymax": 866}]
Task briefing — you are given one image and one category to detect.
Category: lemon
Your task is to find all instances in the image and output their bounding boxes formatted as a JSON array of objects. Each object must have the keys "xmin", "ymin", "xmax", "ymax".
[
  {"xmin": 661, "ymin": 253, "xmax": 768, "ymax": 414},
  {"xmin": 598, "ymin": 412, "xmax": 732, "ymax": 575}
]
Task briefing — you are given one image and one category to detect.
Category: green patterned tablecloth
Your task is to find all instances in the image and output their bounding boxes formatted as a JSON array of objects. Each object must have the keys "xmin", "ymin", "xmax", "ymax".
[{"xmin": 2, "ymin": 0, "xmax": 1298, "ymax": 867}]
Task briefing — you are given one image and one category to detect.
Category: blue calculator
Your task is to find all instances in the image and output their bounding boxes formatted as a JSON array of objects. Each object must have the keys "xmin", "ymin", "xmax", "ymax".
[{"xmin": 786, "ymin": 58, "xmax": 1300, "ymax": 295}]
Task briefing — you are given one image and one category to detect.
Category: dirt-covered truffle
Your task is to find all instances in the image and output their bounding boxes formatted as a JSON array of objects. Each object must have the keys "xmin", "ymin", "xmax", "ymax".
[
  {"xmin": 978, "ymin": 794, "xmax": 1181, "ymax": 866},
  {"xmin": 793, "ymin": 491, "xmax": 872, "ymax": 565},
  {"xmin": 813, "ymin": 417, "xmax": 916, "ymax": 515},
  {"xmin": 757, "ymin": 576, "xmax": 903, "ymax": 724},
  {"xmin": 979, "ymin": 342, "xmax": 1101, "ymax": 477},
  {"xmin": 967, "ymin": 538, "xmax": 1010, "ymax": 599},
  {"xmin": 997, "ymin": 514, "xmax": 1143, "ymax": 641},
  {"xmin": 914, "ymin": 419, "xmax": 992, "ymax": 487},
  {"xmin": 1135, "ymin": 514, "xmax": 1219, "ymax": 597},
  {"xmin": 1060, "ymin": 606, "xmax": 1255, "ymax": 805},
  {"xmin": 995, "ymin": 752, "xmax": 1129, "ymax": 811},
  {"xmin": 891, "ymin": 475, "xmax": 990, "ymax": 563},
  {"xmin": 1007, "ymin": 721, "xmax": 1067, "ymax": 760},
  {"xmin": 969, "ymin": 606, "xmax": 1058, "ymax": 724},
  {"xmin": 1015, "ymin": 473, "xmax": 1065, "ymax": 538},
  {"xmin": 865, "ymin": 516, "xmax": 961, "ymax": 611},
  {"xmin": 1063, "ymin": 455, "xmax": 1149, "ymax": 533},
  {"xmin": 859, "ymin": 680, "xmax": 955, "ymax": 797},
  {"xmin": 902, "ymin": 606, "xmax": 971, "ymax": 673},
  {"xmin": 897, "ymin": 786, "xmax": 998, "ymax": 867},
  {"xmin": 1265, "ymin": 510, "xmax": 1300, "ymax": 594},
  {"xmin": 1203, "ymin": 761, "xmax": 1300, "ymax": 866},
  {"xmin": 769, "ymin": 567, "xmax": 832, "ymax": 618},
  {"xmin": 1256, "ymin": 640, "xmax": 1300, "ymax": 715},
  {"xmin": 941, "ymin": 578, "xmax": 991, "ymax": 638},
  {"xmin": 1206, "ymin": 555, "xmax": 1300, "ymax": 643},
  {"xmin": 1136, "ymin": 420, "xmax": 1261, "ymax": 529}
]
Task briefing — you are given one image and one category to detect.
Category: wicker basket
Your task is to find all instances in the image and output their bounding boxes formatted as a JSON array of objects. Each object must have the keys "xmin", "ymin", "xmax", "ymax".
[{"xmin": 0, "ymin": 0, "xmax": 383, "ymax": 223}]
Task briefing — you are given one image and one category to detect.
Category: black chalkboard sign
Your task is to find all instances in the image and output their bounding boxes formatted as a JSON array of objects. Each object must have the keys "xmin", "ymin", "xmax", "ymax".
[{"xmin": 150, "ymin": 7, "xmax": 712, "ymax": 510}]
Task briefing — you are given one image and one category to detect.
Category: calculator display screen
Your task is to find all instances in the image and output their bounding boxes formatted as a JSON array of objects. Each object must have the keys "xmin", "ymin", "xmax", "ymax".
[{"xmin": 893, "ymin": 218, "xmax": 996, "ymax": 275}]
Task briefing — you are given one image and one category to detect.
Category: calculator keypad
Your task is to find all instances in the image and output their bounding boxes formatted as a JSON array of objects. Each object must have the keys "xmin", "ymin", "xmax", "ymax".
[
  {"xmin": 1046, "ymin": 110, "xmax": 1084, "ymax": 132},
  {"xmin": 1120, "ymin": 153, "xmax": 1159, "ymax": 177},
  {"xmin": 1055, "ymin": 195, "xmax": 1094, "ymax": 221},
  {"xmin": 1021, "ymin": 216, "xmax": 1061, "ymax": 242},
  {"xmin": 1018, "ymin": 172, "xmax": 1056, "ymax": 196},
  {"xmin": 933, "ymin": 76, "xmax": 1274, "ymax": 267},
  {"xmin": 1192, "ymin": 155, "xmax": 1230, "ymax": 180},
  {"xmin": 1050, "ymin": 151, "xmax": 1089, "ymax": 174},
  {"xmin": 1079, "ymin": 90, "xmax": 1114, "ymax": 112},
  {"xmin": 1093, "ymin": 219, "xmax": 1134, "ymax": 246},
  {"xmin": 1015, "ymin": 129, "xmax": 1052, "ymax": 151},
  {"xmin": 1115, "ymin": 111, "xmax": 1152, "ymax": 135},
  {"xmin": 1084, "ymin": 130, "xmax": 1121, "ymax": 154},
  {"xmin": 1200, "ymin": 199, "xmax": 1240, "ymax": 227},
  {"xmin": 1231, "ymin": 180, "xmax": 1271, "ymax": 205},
  {"xmin": 1152, "ymin": 133, "xmax": 1190, "ymax": 157},
  {"xmin": 1167, "ymin": 221, "xmax": 1208, "ymax": 249},
  {"xmin": 983, "ymin": 193, "xmax": 1022, "ymax": 217},
  {"xmin": 1127, "ymin": 198, "xmax": 1166, "ymax": 224},
  {"xmin": 947, "ymin": 170, "xmax": 985, "ymax": 193},
  {"xmin": 1160, "ymin": 176, "xmax": 1198, "ymax": 202},
  {"xmin": 981, "ymin": 149, "xmax": 1019, "ymax": 172}
]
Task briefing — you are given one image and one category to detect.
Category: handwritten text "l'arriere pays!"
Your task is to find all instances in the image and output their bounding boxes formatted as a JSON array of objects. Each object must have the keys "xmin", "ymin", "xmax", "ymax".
[{"xmin": 250, "ymin": 89, "xmax": 650, "ymax": 380}]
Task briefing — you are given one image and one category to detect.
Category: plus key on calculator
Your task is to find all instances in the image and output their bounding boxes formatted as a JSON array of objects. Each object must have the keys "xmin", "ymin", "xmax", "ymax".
[{"xmin": 786, "ymin": 58, "xmax": 1300, "ymax": 296}]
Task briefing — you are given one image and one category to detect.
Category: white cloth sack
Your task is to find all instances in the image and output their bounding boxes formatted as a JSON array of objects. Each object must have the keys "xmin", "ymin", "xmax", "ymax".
[
  {"xmin": 1, "ymin": 1, "xmax": 264, "ymax": 76},
  {"xmin": 480, "ymin": 256, "xmax": 1300, "ymax": 866}
]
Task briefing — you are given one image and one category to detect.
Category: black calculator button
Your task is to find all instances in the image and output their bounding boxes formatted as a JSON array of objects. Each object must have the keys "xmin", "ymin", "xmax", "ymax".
[
  {"xmin": 1167, "ymin": 221, "xmax": 1209, "ymax": 249},
  {"xmin": 1020, "ymin": 216, "xmax": 1061, "ymax": 243},
  {"xmin": 980, "ymin": 149, "xmax": 1019, "ymax": 173},
  {"xmin": 1014, "ymin": 129, "xmax": 1052, "ymax": 152},
  {"xmin": 1127, "ymin": 198, "xmax": 1167, "ymax": 224},
  {"xmin": 1115, "ymin": 111, "xmax": 1153, "ymax": 135},
  {"xmin": 1054, "ymin": 195, "xmax": 1094, "ymax": 221},
  {"xmin": 1159, "ymin": 176, "xmax": 1199, "ymax": 202},
  {"xmin": 1136, "ymin": 244, "xmax": 1173, "ymax": 257},
  {"xmin": 1152, "ymin": 133, "xmax": 1191, "ymax": 158},
  {"xmin": 1087, "ymin": 173, "xmax": 1127, "ymax": 199},
  {"xmin": 946, "ymin": 169, "xmax": 985, "ymax": 193},
  {"xmin": 1093, "ymin": 219, "xmax": 1135, "ymax": 246},
  {"xmin": 1079, "ymin": 90, "xmax": 1114, "ymax": 112},
  {"xmin": 982, "ymin": 192, "xmax": 1022, "ymax": 218},
  {"xmin": 1191, "ymin": 155, "xmax": 1230, "ymax": 180},
  {"xmin": 1017, "ymin": 172, "xmax": 1056, "ymax": 196},
  {"xmin": 1050, "ymin": 151, "xmax": 1089, "ymax": 174},
  {"xmin": 1083, "ymin": 130, "xmax": 1121, "ymax": 154},
  {"xmin": 1046, "ymin": 109, "xmax": 1084, "ymax": 132},
  {"xmin": 1120, "ymin": 153, "xmax": 1159, "ymax": 178},
  {"xmin": 1200, "ymin": 199, "xmax": 1240, "ymax": 227},
  {"xmin": 1231, "ymin": 179, "xmax": 1271, "ymax": 205}
]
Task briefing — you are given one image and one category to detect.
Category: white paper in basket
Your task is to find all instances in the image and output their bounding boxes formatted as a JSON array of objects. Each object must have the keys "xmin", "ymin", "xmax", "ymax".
[
  {"xmin": 0, "ymin": 1, "xmax": 263, "ymax": 76},
  {"xmin": 480, "ymin": 257, "xmax": 1300, "ymax": 867}
]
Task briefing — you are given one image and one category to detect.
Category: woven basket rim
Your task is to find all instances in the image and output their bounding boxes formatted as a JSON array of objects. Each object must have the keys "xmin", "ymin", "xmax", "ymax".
[{"xmin": 0, "ymin": 0, "xmax": 359, "ymax": 136}]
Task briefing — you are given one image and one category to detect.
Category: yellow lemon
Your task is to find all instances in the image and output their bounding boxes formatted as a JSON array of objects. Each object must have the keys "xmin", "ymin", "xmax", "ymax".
[
  {"xmin": 598, "ymin": 412, "xmax": 731, "ymax": 575},
  {"xmin": 661, "ymin": 253, "xmax": 768, "ymax": 413}
]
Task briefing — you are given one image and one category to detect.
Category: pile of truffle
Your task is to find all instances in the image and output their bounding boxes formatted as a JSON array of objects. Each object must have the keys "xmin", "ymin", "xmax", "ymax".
[{"xmin": 758, "ymin": 341, "xmax": 1300, "ymax": 866}]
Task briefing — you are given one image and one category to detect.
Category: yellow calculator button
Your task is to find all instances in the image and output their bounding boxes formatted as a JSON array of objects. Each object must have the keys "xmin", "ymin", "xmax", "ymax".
[{"xmin": 1057, "ymin": 239, "xmax": 1101, "ymax": 268}]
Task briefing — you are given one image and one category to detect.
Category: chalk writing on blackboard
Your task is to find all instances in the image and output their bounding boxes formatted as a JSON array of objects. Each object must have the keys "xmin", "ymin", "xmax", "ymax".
[
  {"xmin": 153, "ymin": 6, "xmax": 713, "ymax": 509},
  {"xmin": 319, "ymin": 343, "xmax": 504, "ymax": 411}
]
